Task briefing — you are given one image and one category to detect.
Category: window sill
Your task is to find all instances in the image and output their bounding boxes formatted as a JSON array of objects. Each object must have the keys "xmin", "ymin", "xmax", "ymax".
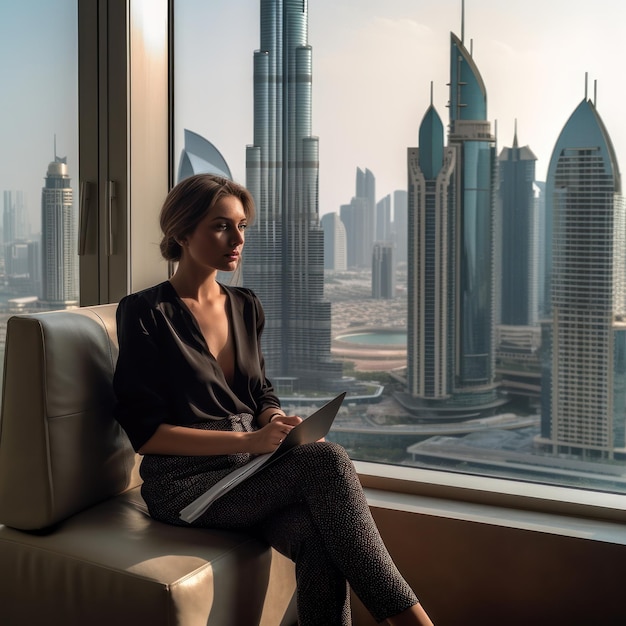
[{"xmin": 354, "ymin": 460, "xmax": 626, "ymax": 543}]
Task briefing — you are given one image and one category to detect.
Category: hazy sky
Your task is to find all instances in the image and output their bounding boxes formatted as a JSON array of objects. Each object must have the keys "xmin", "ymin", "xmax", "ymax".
[
  {"xmin": 2, "ymin": 0, "xmax": 625, "ymax": 230},
  {"xmin": 0, "ymin": 0, "xmax": 77, "ymax": 232},
  {"xmin": 175, "ymin": 0, "xmax": 626, "ymax": 216}
]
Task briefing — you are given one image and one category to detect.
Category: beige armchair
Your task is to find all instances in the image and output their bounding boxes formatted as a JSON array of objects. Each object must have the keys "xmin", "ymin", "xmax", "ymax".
[{"xmin": 0, "ymin": 305, "xmax": 296, "ymax": 626}]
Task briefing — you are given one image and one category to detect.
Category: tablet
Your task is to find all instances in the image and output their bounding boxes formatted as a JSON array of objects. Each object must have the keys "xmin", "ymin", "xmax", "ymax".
[{"xmin": 277, "ymin": 391, "xmax": 346, "ymax": 453}]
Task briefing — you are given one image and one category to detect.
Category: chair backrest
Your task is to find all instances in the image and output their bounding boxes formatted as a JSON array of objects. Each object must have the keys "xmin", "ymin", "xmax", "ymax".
[{"xmin": 0, "ymin": 304, "xmax": 141, "ymax": 530}]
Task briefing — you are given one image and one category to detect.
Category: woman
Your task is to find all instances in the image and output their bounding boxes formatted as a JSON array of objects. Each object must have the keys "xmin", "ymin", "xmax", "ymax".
[{"xmin": 113, "ymin": 174, "xmax": 434, "ymax": 626}]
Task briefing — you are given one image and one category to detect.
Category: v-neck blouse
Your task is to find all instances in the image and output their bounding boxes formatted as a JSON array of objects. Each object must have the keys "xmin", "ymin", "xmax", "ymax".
[{"xmin": 113, "ymin": 281, "xmax": 281, "ymax": 452}]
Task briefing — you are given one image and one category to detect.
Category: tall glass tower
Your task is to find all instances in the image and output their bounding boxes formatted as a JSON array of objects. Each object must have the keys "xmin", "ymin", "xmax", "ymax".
[
  {"xmin": 401, "ymin": 31, "xmax": 500, "ymax": 417},
  {"xmin": 245, "ymin": 0, "xmax": 340, "ymax": 388},
  {"xmin": 498, "ymin": 130, "xmax": 538, "ymax": 326},
  {"xmin": 448, "ymin": 32, "xmax": 498, "ymax": 404},
  {"xmin": 41, "ymin": 155, "xmax": 77, "ymax": 308},
  {"xmin": 406, "ymin": 104, "xmax": 456, "ymax": 402},
  {"xmin": 356, "ymin": 166, "xmax": 376, "ymax": 259},
  {"xmin": 320, "ymin": 212, "xmax": 347, "ymax": 271},
  {"xmin": 3, "ymin": 191, "xmax": 28, "ymax": 244},
  {"xmin": 539, "ymin": 98, "xmax": 626, "ymax": 458}
]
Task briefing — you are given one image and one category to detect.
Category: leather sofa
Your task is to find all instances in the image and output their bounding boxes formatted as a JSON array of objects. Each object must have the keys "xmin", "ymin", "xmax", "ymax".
[{"xmin": 0, "ymin": 304, "xmax": 297, "ymax": 626}]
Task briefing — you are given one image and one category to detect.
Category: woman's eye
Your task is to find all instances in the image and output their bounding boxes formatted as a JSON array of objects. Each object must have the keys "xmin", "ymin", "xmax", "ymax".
[{"xmin": 239, "ymin": 224, "xmax": 248, "ymax": 231}]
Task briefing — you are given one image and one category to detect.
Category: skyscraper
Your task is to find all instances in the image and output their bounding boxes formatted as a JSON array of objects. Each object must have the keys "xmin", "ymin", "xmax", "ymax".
[
  {"xmin": 406, "ymin": 104, "xmax": 456, "ymax": 402},
  {"xmin": 340, "ymin": 196, "xmax": 369, "ymax": 268},
  {"xmin": 41, "ymin": 155, "xmax": 78, "ymax": 308},
  {"xmin": 448, "ymin": 32, "xmax": 498, "ymax": 402},
  {"xmin": 356, "ymin": 166, "xmax": 376, "ymax": 254},
  {"xmin": 321, "ymin": 212, "xmax": 347, "ymax": 271},
  {"xmin": 3, "ymin": 191, "xmax": 28, "ymax": 245},
  {"xmin": 372, "ymin": 242, "xmax": 395, "ymax": 299},
  {"xmin": 339, "ymin": 168, "xmax": 376, "ymax": 268},
  {"xmin": 539, "ymin": 97, "xmax": 626, "ymax": 458},
  {"xmin": 376, "ymin": 194, "xmax": 391, "ymax": 243},
  {"xmin": 402, "ymin": 30, "xmax": 500, "ymax": 416},
  {"xmin": 495, "ymin": 130, "xmax": 541, "ymax": 403},
  {"xmin": 244, "ymin": 0, "xmax": 340, "ymax": 388},
  {"xmin": 498, "ymin": 129, "xmax": 538, "ymax": 326},
  {"xmin": 392, "ymin": 190, "xmax": 408, "ymax": 264}
]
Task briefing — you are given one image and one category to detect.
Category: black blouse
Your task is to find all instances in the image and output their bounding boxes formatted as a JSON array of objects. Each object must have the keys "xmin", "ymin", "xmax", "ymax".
[{"xmin": 113, "ymin": 281, "xmax": 281, "ymax": 451}]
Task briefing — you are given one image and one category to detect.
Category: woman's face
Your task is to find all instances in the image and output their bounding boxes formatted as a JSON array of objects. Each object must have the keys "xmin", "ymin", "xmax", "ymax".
[{"xmin": 181, "ymin": 195, "xmax": 248, "ymax": 273}]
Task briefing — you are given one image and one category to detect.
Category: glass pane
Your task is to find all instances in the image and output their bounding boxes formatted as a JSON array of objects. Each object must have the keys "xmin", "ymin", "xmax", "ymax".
[
  {"xmin": 173, "ymin": 0, "xmax": 626, "ymax": 495},
  {"xmin": 0, "ymin": 0, "xmax": 79, "ymax": 379}
]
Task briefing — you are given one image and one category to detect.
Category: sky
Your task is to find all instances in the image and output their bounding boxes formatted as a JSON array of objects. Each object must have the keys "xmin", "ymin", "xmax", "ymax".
[
  {"xmin": 175, "ymin": 0, "xmax": 626, "ymax": 217},
  {"xmin": 1, "ymin": 0, "xmax": 625, "ymax": 230},
  {"xmin": 0, "ymin": 0, "xmax": 78, "ymax": 233}
]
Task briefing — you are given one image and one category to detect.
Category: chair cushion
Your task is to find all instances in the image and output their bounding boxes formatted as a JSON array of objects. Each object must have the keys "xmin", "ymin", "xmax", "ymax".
[{"xmin": 0, "ymin": 487, "xmax": 297, "ymax": 626}]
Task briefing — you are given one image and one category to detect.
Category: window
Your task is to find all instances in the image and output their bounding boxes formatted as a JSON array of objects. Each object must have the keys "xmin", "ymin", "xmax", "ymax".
[
  {"xmin": 0, "ymin": 0, "xmax": 79, "ymax": 379},
  {"xmin": 0, "ymin": 0, "xmax": 169, "ymax": 383},
  {"xmin": 172, "ymin": 0, "xmax": 626, "ymax": 503}
]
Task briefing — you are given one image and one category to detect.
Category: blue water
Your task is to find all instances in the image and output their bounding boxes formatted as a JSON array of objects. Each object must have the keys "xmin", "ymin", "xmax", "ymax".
[{"xmin": 338, "ymin": 332, "xmax": 406, "ymax": 346}]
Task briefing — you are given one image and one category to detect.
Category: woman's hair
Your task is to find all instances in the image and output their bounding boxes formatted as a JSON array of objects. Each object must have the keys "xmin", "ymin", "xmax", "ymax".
[{"xmin": 159, "ymin": 174, "xmax": 256, "ymax": 262}]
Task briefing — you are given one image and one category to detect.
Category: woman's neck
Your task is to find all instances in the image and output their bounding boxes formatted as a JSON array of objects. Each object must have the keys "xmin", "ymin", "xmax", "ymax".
[{"xmin": 169, "ymin": 268, "xmax": 221, "ymax": 303}]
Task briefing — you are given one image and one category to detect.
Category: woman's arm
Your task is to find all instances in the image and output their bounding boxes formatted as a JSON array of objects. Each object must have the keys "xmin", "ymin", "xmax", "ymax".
[{"xmin": 138, "ymin": 419, "xmax": 297, "ymax": 456}]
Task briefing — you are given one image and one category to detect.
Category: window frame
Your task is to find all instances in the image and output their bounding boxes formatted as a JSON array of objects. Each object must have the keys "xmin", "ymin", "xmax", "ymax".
[{"xmin": 78, "ymin": 0, "xmax": 170, "ymax": 305}]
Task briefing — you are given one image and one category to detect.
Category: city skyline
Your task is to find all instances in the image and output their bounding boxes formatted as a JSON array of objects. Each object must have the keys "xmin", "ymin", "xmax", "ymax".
[
  {"xmin": 3, "ymin": 1, "xmax": 626, "ymax": 230},
  {"xmin": 3, "ymin": 0, "xmax": 626, "ymax": 493},
  {"xmin": 173, "ymin": 0, "xmax": 626, "ymax": 219},
  {"xmin": 1, "ymin": 1, "xmax": 77, "ymax": 234}
]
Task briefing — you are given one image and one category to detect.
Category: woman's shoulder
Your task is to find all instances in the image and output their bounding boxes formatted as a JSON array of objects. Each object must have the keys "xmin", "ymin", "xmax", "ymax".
[
  {"xmin": 118, "ymin": 281, "xmax": 177, "ymax": 315},
  {"xmin": 221, "ymin": 285, "xmax": 265, "ymax": 322},
  {"xmin": 221, "ymin": 284, "xmax": 259, "ymax": 304}
]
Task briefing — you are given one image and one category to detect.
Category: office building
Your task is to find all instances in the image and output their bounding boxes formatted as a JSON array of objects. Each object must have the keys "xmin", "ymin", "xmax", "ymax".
[
  {"xmin": 406, "ymin": 104, "xmax": 456, "ymax": 401},
  {"xmin": 448, "ymin": 32, "xmax": 498, "ymax": 401},
  {"xmin": 4, "ymin": 240, "xmax": 40, "ymax": 295},
  {"xmin": 321, "ymin": 212, "xmax": 347, "ymax": 271},
  {"xmin": 401, "ymin": 31, "xmax": 500, "ymax": 416},
  {"xmin": 244, "ymin": 0, "xmax": 341, "ymax": 388},
  {"xmin": 41, "ymin": 155, "xmax": 78, "ymax": 308},
  {"xmin": 376, "ymin": 194, "xmax": 391, "ymax": 242},
  {"xmin": 339, "ymin": 167, "xmax": 377, "ymax": 268},
  {"xmin": 372, "ymin": 242, "xmax": 395, "ymax": 299},
  {"xmin": 495, "ymin": 130, "xmax": 540, "ymax": 401},
  {"xmin": 340, "ymin": 197, "xmax": 369, "ymax": 268},
  {"xmin": 498, "ymin": 129, "xmax": 538, "ymax": 326},
  {"xmin": 539, "ymin": 96, "xmax": 626, "ymax": 458},
  {"xmin": 392, "ymin": 190, "xmax": 408, "ymax": 263},
  {"xmin": 356, "ymin": 166, "xmax": 376, "ymax": 257},
  {"xmin": 534, "ymin": 181, "xmax": 547, "ymax": 316},
  {"xmin": 3, "ymin": 190, "xmax": 28, "ymax": 245}
]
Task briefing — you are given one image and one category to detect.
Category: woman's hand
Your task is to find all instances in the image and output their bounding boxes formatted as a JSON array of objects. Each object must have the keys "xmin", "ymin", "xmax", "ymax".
[{"xmin": 250, "ymin": 414, "xmax": 302, "ymax": 454}]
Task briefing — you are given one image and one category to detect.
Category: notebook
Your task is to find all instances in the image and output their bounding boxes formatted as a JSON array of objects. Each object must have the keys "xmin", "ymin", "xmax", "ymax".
[{"xmin": 179, "ymin": 392, "xmax": 346, "ymax": 523}]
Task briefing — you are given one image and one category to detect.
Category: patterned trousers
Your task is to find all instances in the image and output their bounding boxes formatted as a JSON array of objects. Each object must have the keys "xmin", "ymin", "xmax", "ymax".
[{"xmin": 142, "ymin": 437, "xmax": 419, "ymax": 625}]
